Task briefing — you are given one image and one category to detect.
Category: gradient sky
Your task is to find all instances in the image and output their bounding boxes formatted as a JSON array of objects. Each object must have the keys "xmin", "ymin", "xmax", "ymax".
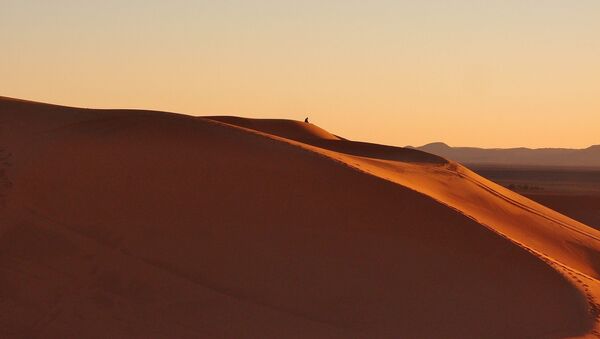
[{"xmin": 2, "ymin": 1, "xmax": 599, "ymax": 148}]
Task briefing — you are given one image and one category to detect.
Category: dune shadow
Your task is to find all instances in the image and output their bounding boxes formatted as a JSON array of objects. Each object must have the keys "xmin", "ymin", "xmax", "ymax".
[
  {"xmin": 307, "ymin": 139, "xmax": 448, "ymax": 164},
  {"xmin": 204, "ymin": 116, "xmax": 447, "ymax": 165},
  {"xmin": 0, "ymin": 149, "xmax": 12, "ymax": 207}
]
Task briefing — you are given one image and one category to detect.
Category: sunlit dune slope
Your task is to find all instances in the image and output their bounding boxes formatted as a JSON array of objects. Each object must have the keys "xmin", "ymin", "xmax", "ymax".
[
  {"xmin": 1, "ymin": 98, "xmax": 599, "ymax": 338},
  {"xmin": 218, "ymin": 116, "xmax": 600, "ymax": 278},
  {"xmin": 525, "ymin": 194, "xmax": 600, "ymax": 230}
]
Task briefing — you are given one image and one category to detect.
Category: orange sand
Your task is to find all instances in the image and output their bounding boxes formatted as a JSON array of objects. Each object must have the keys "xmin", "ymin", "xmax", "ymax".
[{"xmin": 1, "ymin": 97, "xmax": 599, "ymax": 338}]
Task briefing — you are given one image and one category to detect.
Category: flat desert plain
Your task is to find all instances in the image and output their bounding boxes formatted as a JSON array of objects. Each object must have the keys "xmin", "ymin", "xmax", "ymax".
[{"xmin": 1, "ymin": 96, "xmax": 600, "ymax": 338}]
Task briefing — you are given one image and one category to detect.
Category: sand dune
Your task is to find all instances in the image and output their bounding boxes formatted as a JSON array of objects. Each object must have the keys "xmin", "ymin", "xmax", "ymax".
[
  {"xmin": 206, "ymin": 116, "xmax": 342, "ymax": 141},
  {"xmin": 464, "ymin": 165, "xmax": 600, "ymax": 230},
  {"xmin": 524, "ymin": 194, "xmax": 600, "ymax": 230},
  {"xmin": 1, "ymin": 97, "xmax": 600, "ymax": 338},
  {"xmin": 207, "ymin": 116, "xmax": 447, "ymax": 164}
]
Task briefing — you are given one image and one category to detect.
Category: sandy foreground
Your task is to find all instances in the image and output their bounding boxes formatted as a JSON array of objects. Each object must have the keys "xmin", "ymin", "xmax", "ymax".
[{"xmin": 1, "ymin": 97, "xmax": 600, "ymax": 338}]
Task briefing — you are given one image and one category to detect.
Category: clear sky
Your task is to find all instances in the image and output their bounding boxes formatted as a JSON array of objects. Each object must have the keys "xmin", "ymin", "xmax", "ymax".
[{"xmin": 2, "ymin": 1, "xmax": 599, "ymax": 148}]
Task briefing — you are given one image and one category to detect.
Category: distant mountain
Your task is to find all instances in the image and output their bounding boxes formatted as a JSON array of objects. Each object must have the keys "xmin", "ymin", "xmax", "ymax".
[{"xmin": 409, "ymin": 142, "xmax": 600, "ymax": 167}]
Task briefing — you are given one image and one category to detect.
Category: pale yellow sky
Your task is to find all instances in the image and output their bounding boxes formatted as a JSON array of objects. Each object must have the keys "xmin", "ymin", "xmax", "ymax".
[{"xmin": 2, "ymin": 1, "xmax": 599, "ymax": 148}]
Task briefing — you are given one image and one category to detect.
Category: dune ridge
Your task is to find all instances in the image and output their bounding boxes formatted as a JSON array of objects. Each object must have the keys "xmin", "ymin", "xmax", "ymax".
[
  {"xmin": 1, "ymin": 97, "xmax": 600, "ymax": 338},
  {"xmin": 207, "ymin": 116, "xmax": 600, "ymax": 276}
]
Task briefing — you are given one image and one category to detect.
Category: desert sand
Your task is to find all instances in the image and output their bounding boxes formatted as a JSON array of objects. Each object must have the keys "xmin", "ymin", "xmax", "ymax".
[
  {"xmin": 466, "ymin": 165, "xmax": 600, "ymax": 230},
  {"xmin": 523, "ymin": 194, "xmax": 600, "ymax": 231},
  {"xmin": 1, "ymin": 97, "xmax": 600, "ymax": 338}
]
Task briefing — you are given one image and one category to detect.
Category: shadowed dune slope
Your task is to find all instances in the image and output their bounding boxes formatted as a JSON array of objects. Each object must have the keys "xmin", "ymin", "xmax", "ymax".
[
  {"xmin": 1, "ymin": 97, "xmax": 599, "ymax": 338},
  {"xmin": 213, "ymin": 116, "xmax": 600, "ymax": 278},
  {"xmin": 205, "ymin": 116, "xmax": 447, "ymax": 164},
  {"xmin": 205, "ymin": 116, "xmax": 341, "ymax": 141}
]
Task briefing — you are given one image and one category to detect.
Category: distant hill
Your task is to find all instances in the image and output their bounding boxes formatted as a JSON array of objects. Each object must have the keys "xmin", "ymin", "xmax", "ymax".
[{"xmin": 410, "ymin": 142, "xmax": 600, "ymax": 167}]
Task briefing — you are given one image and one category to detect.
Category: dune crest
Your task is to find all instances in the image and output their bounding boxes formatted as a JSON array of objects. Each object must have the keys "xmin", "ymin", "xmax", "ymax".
[
  {"xmin": 206, "ymin": 116, "xmax": 342, "ymax": 141},
  {"xmin": 1, "ymin": 97, "xmax": 600, "ymax": 338}
]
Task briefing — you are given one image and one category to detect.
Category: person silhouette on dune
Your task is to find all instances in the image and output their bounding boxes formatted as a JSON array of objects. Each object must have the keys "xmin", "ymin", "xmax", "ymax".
[{"xmin": 304, "ymin": 117, "xmax": 309, "ymax": 123}]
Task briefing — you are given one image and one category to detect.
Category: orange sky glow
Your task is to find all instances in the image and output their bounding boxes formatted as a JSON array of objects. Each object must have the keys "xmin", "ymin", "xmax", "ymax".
[{"xmin": 2, "ymin": 1, "xmax": 599, "ymax": 148}]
